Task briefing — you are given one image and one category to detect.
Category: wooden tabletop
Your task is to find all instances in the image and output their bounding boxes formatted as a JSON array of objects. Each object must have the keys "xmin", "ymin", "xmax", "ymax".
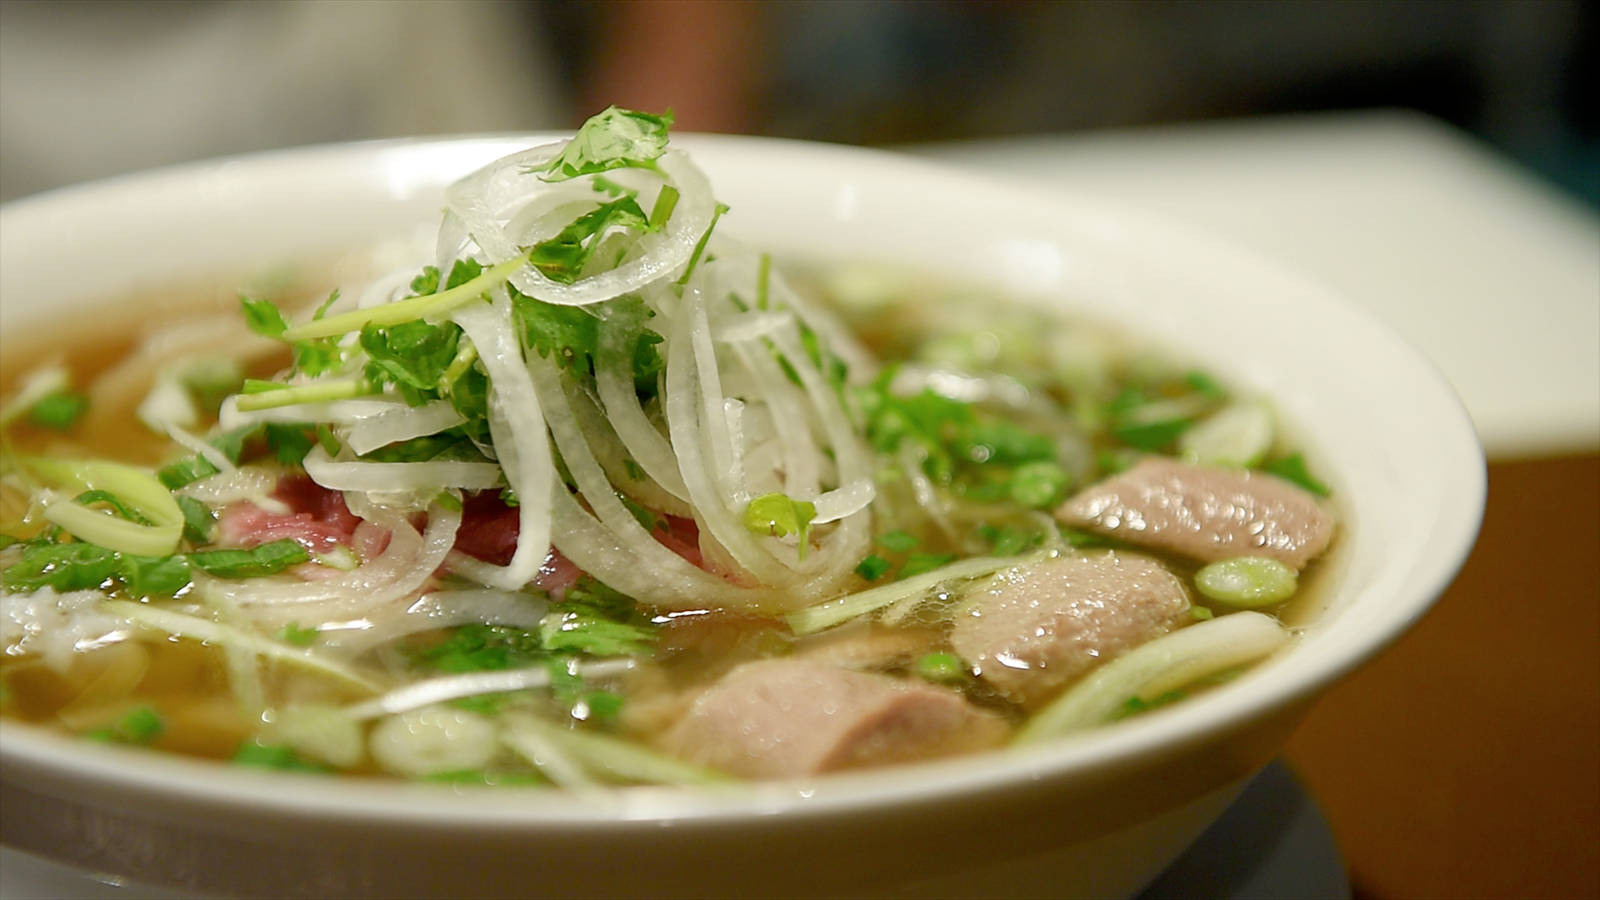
[{"xmin": 1285, "ymin": 453, "xmax": 1600, "ymax": 899}]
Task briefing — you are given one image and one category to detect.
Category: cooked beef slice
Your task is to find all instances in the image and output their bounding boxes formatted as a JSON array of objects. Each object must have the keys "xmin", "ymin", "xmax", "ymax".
[
  {"xmin": 663, "ymin": 658, "xmax": 1007, "ymax": 778},
  {"xmin": 949, "ymin": 550, "xmax": 1190, "ymax": 707},
  {"xmin": 1057, "ymin": 457, "xmax": 1334, "ymax": 568}
]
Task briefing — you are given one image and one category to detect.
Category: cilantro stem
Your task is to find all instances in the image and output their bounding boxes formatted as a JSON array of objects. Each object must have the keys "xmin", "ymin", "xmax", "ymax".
[
  {"xmin": 675, "ymin": 203, "xmax": 729, "ymax": 286},
  {"xmin": 233, "ymin": 378, "xmax": 376, "ymax": 412},
  {"xmin": 648, "ymin": 184, "xmax": 680, "ymax": 231},
  {"xmin": 440, "ymin": 340, "xmax": 480, "ymax": 391},
  {"xmin": 282, "ymin": 251, "xmax": 531, "ymax": 341},
  {"xmin": 756, "ymin": 253, "xmax": 771, "ymax": 310}
]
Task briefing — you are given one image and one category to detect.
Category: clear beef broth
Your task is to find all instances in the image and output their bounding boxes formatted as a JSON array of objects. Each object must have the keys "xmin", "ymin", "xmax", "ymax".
[{"xmin": 0, "ymin": 259, "xmax": 1337, "ymax": 783}]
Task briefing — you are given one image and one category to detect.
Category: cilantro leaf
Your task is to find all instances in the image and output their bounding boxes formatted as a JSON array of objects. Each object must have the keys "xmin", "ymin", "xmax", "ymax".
[
  {"xmin": 539, "ymin": 611, "xmax": 656, "ymax": 658},
  {"xmin": 547, "ymin": 576, "xmax": 658, "ymax": 657},
  {"xmin": 527, "ymin": 196, "xmax": 652, "ymax": 285},
  {"xmin": 156, "ymin": 424, "xmax": 262, "ymax": 489},
  {"xmin": 263, "ymin": 424, "xmax": 316, "ymax": 466},
  {"xmin": 417, "ymin": 624, "xmax": 545, "ymax": 673},
  {"xmin": 240, "ymin": 296, "xmax": 290, "ymax": 338},
  {"xmin": 975, "ymin": 522, "xmax": 1045, "ymax": 557},
  {"xmin": 360, "ymin": 319, "xmax": 461, "ymax": 402},
  {"xmin": 537, "ymin": 107, "xmax": 674, "ymax": 182},
  {"xmin": 409, "ymin": 266, "xmax": 442, "ymax": 296},
  {"xmin": 232, "ymin": 741, "xmax": 327, "ymax": 772},
  {"xmin": 743, "ymin": 492, "xmax": 818, "ymax": 559},
  {"xmin": 511, "ymin": 287, "xmax": 601, "ymax": 371}
]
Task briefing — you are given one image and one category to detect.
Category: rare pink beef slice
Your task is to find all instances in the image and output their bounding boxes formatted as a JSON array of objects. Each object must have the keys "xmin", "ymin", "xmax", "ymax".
[
  {"xmin": 1056, "ymin": 457, "xmax": 1334, "ymax": 568},
  {"xmin": 949, "ymin": 551, "xmax": 1190, "ymax": 707},
  {"xmin": 663, "ymin": 659, "xmax": 1007, "ymax": 778}
]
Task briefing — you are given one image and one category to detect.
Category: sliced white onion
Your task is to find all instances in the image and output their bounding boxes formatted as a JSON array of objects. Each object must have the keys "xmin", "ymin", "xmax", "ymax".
[
  {"xmin": 810, "ymin": 478, "xmax": 876, "ymax": 524},
  {"xmin": 163, "ymin": 421, "xmax": 234, "ymax": 473},
  {"xmin": 530, "ymin": 354, "xmax": 747, "ymax": 602},
  {"xmin": 302, "ymin": 444, "xmax": 501, "ymax": 493},
  {"xmin": 178, "ymin": 465, "xmax": 286, "ymax": 512},
  {"xmin": 138, "ymin": 374, "xmax": 199, "ymax": 432},
  {"xmin": 343, "ymin": 400, "xmax": 467, "ymax": 456},
  {"xmin": 449, "ymin": 294, "xmax": 552, "ymax": 590},
  {"xmin": 504, "ymin": 151, "xmax": 717, "ymax": 306},
  {"xmin": 714, "ymin": 309, "xmax": 794, "ymax": 344},
  {"xmin": 593, "ymin": 305, "xmax": 689, "ymax": 502}
]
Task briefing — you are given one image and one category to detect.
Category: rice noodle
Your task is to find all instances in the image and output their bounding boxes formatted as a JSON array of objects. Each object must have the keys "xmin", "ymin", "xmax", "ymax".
[
  {"xmin": 531, "ymin": 354, "xmax": 761, "ymax": 605},
  {"xmin": 317, "ymin": 588, "xmax": 550, "ymax": 657},
  {"xmin": 344, "ymin": 658, "xmax": 633, "ymax": 720}
]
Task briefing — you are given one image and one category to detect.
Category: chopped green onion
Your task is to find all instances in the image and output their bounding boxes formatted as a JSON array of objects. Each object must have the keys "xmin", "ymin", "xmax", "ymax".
[
  {"xmin": 914, "ymin": 652, "xmax": 970, "ymax": 684},
  {"xmin": 23, "ymin": 458, "xmax": 183, "ymax": 557},
  {"xmin": 876, "ymin": 531, "xmax": 919, "ymax": 553},
  {"xmin": 1262, "ymin": 453, "xmax": 1331, "ymax": 497},
  {"xmin": 189, "ymin": 540, "xmax": 311, "ymax": 578},
  {"xmin": 27, "ymin": 391, "xmax": 89, "ymax": 430},
  {"xmin": 854, "ymin": 554, "xmax": 891, "ymax": 581},
  {"xmin": 1193, "ymin": 557, "xmax": 1298, "ymax": 607}
]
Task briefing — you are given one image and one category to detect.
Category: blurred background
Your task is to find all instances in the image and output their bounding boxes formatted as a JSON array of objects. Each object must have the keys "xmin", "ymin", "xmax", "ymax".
[
  {"xmin": 2, "ymin": 3, "xmax": 1596, "ymax": 900},
  {"xmin": 1, "ymin": 0, "xmax": 1594, "ymax": 204}
]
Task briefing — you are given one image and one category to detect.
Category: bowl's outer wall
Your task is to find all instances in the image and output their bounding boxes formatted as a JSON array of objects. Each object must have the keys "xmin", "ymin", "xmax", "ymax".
[
  {"xmin": 1, "ymin": 702, "xmax": 1310, "ymax": 898},
  {"xmin": 0, "ymin": 135, "xmax": 1484, "ymax": 897}
]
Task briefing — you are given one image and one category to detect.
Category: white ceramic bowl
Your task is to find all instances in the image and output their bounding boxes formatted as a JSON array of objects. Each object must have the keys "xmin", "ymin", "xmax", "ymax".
[{"xmin": 0, "ymin": 135, "xmax": 1484, "ymax": 899}]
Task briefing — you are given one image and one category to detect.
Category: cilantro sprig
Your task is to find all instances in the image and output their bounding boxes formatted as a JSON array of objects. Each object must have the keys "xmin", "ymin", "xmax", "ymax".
[{"xmin": 536, "ymin": 107, "xmax": 675, "ymax": 183}]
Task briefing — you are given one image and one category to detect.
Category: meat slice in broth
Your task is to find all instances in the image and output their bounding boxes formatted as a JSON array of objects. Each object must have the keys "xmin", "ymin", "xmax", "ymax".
[
  {"xmin": 950, "ymin": 552, "xmax": 1191, "ymax": 707},
  {"xmin": 1056, "ymin": 457, "xmax": 1334, "ymax": 568},
  {"xmin": 663, "ymin": 659, "xmax": 1007, "ymax": 778}
]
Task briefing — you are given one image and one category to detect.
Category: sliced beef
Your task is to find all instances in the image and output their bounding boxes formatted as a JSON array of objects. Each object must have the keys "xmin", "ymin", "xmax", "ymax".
[
  {"xmin": 949, "ymin": 551, "xmax": 1190, "ymax": 707},
  {"xmin": 663, "ymin": 658, "xmax": 1007, "ymax": 778},
  {"xmin": 217, "ymin": 502, "xmax": 356, "ymax": 554},
  {"xmin": 1056, "ymin": 457, "xmax": 1334, "ymax": 568}
]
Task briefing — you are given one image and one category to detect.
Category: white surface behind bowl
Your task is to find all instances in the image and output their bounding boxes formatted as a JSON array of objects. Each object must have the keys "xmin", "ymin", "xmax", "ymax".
[{"xmin": 0, "ymin": 135, "xmax": 1483, "ymax": 898}]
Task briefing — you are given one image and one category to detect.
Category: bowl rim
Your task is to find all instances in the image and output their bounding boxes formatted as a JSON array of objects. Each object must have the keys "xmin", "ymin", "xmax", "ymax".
[{"xmin": 0, "ymin": 132, "xmax": 1486, "ymax": 828}]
